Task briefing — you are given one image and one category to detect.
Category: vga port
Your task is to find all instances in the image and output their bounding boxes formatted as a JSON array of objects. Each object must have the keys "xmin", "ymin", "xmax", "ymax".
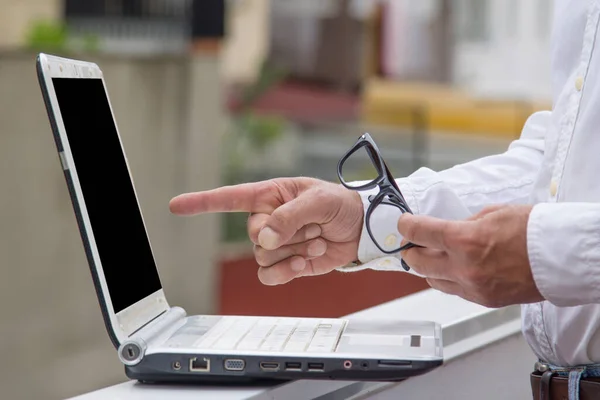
[{"xmin": 224, "ymin": 359, "xmax": 245, "ymax": 371}]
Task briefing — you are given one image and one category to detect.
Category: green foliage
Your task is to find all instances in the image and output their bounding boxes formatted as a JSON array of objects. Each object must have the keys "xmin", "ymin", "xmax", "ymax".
[
  {"xmin": 237, "ymin": 112, "xmax": 287, "ymax": 151},
  {"xmin": 24, "ymin": 19, "xmax": 101, "ymax": 53},
  {"xmin": 25, "ymin": 20, "xmax": 68, "ymax": 51},
  {"xmin": 81, "ymin": 33, "xmax": 101, "ymax": 53}
]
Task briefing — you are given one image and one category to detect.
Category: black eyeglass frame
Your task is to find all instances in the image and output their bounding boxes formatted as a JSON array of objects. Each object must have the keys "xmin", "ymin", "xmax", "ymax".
[{"xmin": 337, "ymin": 133, "xmax": 420, "ymax": 270}]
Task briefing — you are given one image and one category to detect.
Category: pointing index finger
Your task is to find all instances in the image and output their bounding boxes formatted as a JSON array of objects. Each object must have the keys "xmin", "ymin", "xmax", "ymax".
[{"xmin": 169, "ymin": 182, "xmax": 276, "ymax": 215}]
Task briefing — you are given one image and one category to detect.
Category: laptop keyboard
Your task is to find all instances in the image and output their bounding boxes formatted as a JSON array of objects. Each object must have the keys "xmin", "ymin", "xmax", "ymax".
[{"xmin": 173, "ymin": 316, "xmax": 346, "ymax": 353}]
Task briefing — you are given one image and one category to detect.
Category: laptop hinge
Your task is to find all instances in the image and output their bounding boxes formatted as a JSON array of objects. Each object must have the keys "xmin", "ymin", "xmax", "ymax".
[{"xmin": 118, "ymin": 306, "xmax": 187, "ymax": 366}]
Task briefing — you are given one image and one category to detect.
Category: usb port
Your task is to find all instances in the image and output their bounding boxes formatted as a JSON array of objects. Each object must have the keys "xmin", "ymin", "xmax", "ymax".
[
  {"xmin": 285, "ymin": 362, "xmax": 302, "ymax": 371},
  {"xmin": 307, "ymin": 362, "xmax": 324, "ymax": 372}
]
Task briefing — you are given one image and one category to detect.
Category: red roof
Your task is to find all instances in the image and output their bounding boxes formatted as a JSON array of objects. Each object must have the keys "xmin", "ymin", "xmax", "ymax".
[{"xmin": 228, "ymin": 81, "xmax": 360, "ymax": 124}]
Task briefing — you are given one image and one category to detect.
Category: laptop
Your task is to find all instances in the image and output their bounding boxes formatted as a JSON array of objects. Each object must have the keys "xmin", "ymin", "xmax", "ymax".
[{"xmin": 35, "ymin": 53, "xmax": 443, "ymax": 383}]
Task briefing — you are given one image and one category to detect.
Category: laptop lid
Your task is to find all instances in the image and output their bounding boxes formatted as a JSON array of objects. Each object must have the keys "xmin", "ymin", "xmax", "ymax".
[{"xmin": 36, "ymin": 54, "xmax": 170, "ymax": 347}]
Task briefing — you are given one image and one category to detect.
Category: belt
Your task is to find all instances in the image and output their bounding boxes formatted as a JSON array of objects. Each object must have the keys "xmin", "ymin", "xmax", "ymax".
[{"xmin": 531, "ymin": 361, "xmax": 600, "ymax": 400}]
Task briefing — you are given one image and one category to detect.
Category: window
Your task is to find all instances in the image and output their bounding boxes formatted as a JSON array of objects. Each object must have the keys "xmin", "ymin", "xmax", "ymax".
[
  {"xmin": 457, "ymin": 0, "xmax": 490, "ymax": 42},
  {"xmin": 505, "ymin": 0, "xmax": 519, "ymax": 38},
  {"xmin": 537, "ymin": 0, "xmax": 553, "ymax": 39}
]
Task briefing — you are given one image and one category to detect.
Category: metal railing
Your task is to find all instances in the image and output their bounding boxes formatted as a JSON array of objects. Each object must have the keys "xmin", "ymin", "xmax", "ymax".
[
  {"xmin": 64, "ymin": 0, "xmax": 191, "ymax": 19},
  {"xmin": 63, "ymin": 0, "xmax": 225, "ymax": 54}
]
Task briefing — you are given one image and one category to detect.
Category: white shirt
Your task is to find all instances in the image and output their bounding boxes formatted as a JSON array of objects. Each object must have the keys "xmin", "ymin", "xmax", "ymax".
[{"xmin": 343, "ymin": 0, "xmax": 600, "ymax": 367}]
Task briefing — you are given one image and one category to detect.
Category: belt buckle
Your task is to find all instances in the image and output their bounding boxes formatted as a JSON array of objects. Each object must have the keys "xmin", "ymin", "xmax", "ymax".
[{"xmin": 535, "ymin": 361, "xmax": 550, "ymax": 373}]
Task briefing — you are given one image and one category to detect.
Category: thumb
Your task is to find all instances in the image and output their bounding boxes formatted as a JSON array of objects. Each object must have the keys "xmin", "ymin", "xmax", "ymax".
[{"xmin": 258, "ymin": 190, "xmax": 337, "ymax": 250}]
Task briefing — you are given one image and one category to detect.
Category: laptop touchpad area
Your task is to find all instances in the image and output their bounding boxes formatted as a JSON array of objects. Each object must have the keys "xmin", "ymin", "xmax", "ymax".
[{"xmin": 335, "ymin": 319, "xmax": 441, "ymax": 359}]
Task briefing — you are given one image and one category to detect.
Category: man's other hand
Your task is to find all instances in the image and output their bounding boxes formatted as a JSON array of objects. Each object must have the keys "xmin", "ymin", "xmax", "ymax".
[
  {"xmin": 169, "ymin": 178, "xmax": 364, "ymax": 285},
  {"xmin": 398, "ymin": 205, "xmax": 543, "ymax": 308}
]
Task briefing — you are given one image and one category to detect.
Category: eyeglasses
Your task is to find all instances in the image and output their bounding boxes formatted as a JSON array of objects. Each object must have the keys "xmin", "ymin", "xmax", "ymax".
[{"xmin": 337, "ymin": 133, "xmax": 421, "ymax": 271}]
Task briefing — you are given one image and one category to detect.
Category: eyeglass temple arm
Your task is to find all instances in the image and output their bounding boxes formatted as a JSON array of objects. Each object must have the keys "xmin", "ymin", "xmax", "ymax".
[{"xmin": 399, "ymin": 242, "xmax": 423, "ymax": 271}]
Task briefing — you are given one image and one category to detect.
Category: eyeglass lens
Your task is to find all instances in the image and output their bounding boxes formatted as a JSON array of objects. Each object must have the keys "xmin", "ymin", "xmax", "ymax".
[{"xmin": 338, "ymin": 142, "xmax": 382, "ymax": 188}]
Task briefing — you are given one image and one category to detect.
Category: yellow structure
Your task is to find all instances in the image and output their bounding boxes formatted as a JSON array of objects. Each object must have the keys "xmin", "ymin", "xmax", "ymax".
[{"xmin": 361, "ymin": 78, "xmax": 551, "ymax": 139}]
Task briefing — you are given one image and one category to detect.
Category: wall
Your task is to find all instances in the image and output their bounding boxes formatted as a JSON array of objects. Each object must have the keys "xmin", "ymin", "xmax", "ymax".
[
  {"xmin": 222, "ymin": 0, "xmax": 271, "ymax": 85},
  {"xmin": 452, "ymin": 0, "xmax": 553, "ymax": 101},
  {"xmin": 219, "ymin": 253, "xmax": 430, "ymax": 317},
  {"xmin": 0, "ymin": 0, "xmax": 61, "ymax": 49},
  {"xmin": 0, "ymin": 52, "xmax": 223, "ymax": 400}
]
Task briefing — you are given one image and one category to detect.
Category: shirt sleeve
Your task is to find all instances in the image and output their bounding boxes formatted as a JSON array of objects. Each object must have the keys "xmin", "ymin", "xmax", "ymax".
[
  {"xmin": 528, "ymin": 202, "xmax": 600, "ymax": 306},
  {"xmin": 338, "ymin": 110, "xmax": 551, "ymax": 273}
]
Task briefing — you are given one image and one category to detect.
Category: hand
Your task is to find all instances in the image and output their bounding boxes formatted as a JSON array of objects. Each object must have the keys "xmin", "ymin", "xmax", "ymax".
[
  {"xmin": 398, "ymin": 205, "xmax": 543, "ymax": 308},
  {"xmin": 169, "ymin": 178, "xmax": 364, "ymax": 285}
]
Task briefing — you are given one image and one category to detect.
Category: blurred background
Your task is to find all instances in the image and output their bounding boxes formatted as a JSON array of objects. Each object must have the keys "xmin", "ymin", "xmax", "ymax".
[{"xmin": 0, "ymin": 0, "xmax": 553, "ymax": 398}]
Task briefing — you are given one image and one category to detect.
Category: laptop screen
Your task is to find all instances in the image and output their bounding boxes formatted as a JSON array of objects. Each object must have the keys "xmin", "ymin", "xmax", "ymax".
[{"xmin": 53, "ymin": 77, "xmax": 162, "ymax": 313}]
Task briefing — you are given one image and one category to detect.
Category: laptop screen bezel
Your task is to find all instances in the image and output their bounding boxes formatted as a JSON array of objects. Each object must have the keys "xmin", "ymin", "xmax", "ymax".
[{"xmin": 37, "ymin": 54, "xmax": 169, "ymax": 345}]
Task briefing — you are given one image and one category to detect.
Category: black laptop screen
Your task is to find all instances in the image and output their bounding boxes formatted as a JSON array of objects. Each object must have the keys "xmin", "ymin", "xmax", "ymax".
[{"xmin": 53, "ymin": 77, "xmax": 162, "ymax": 313}]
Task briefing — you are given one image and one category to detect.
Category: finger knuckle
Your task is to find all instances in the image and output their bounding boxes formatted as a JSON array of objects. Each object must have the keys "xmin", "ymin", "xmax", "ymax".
[
  {"xmin": 309, "ymin": 186, "xmax": 339, "ymax": 222},
  {"xmin": 258, "ymin": 262, "xmax": 294, "ymax": 286},
  {"xmin": 457, "ymin": 230, "xmax": 484, "ymax": 255},
  {"xmin": 311, "ymin": 186, "xmax": 329, "ymax": 203},
  {"xmin": 259, "ymin": 180, "xmax": 277, "ymax": 198},
  {"xmin": 289, "ymin": 241, "xmax": 306, "ymax": 257},
  {"xmin": 442, "ymin": 222, "xmax": 474, "ymax": 250},
  {"xmin": 404, "ymin": 218, "xmax": 420, "ymax": 241},
  {"xmin": 259, "ymin": 179, "xmax": 287, "ymax": 210},
  {"xmin": 272, "ymin": 178, "xmax": 299, "ymax": 201},
  {"xmin": 440, "ymin": 221, "xmax": 456, "ymax": 248},
  {"xmin": 304, "ymin": 223, "xmax": 321, "ymax": 241},
  {"xmin": 247, "ymin": 218, "xmax": 262, "ymax": 243},
  {"xmin": 253, "ymin": 246, "xmax": 270, "ymax": 267}
]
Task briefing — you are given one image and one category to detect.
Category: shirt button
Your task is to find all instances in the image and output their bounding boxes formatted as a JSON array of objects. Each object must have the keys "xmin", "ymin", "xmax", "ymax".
[
  {"xmin": 549, "ymin": 180, "xmax": 558, "ymax": 197},
  {"xmin": 384, "ymin": 234, "xmax": 398, "ymax": 248},
  {"xmin": 575, "ymin": 76, "xmax": 584, "ymax": 91},
  {"xmin": 377, "ymin": 259, "xmax": 392, "ymax": 267}
]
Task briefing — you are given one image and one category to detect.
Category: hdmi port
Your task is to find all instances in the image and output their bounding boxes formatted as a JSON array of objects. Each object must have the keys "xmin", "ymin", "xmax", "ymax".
[{"xmin": 260, "ymin": 362, "xmax": 280, "ymax": 371}]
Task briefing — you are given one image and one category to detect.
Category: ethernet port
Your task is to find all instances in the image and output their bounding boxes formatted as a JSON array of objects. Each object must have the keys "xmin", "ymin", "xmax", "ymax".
[{"xmin": 189, "ymin": 357, "xmax": 210, "ymax": 372}]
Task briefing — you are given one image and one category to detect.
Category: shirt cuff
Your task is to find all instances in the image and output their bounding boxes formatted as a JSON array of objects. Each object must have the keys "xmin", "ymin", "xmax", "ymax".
[
  {"xmin": 527, "ymin": 202, "xmax": 600, "ymax": 307},
  {"xmin": 337, "ymin": 178, "xmax": 424, "ymax": 277}
]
